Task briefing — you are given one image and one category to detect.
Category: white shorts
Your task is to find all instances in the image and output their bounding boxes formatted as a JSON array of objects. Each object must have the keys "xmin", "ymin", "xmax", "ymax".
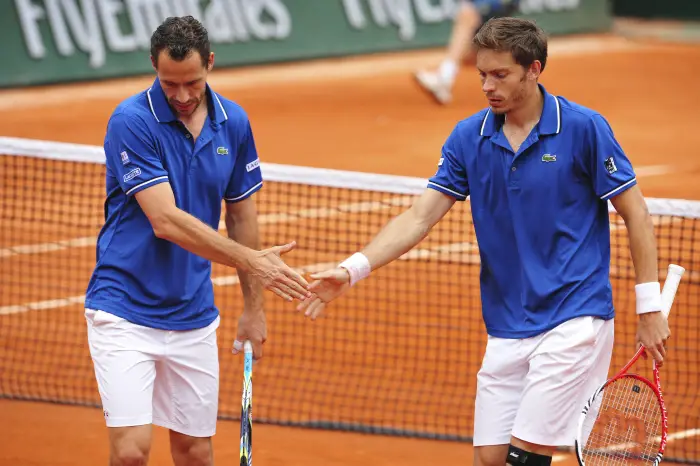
[
  {"xmin": 85, "ymin": 308, "xmax": 220, "ymax": 437},
  {"xmin": 473, "ymin": 316, "xmax": 614, "ymax": 447}
]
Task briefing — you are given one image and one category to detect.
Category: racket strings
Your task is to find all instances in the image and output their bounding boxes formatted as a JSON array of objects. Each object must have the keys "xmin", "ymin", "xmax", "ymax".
[{"xmin": 582, "ymin": 376, "xmax": 663, "ymax": 465}]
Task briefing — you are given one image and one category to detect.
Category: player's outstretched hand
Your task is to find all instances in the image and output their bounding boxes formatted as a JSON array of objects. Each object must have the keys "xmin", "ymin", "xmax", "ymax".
[
  {"xmin": 247, "ymin": 241, "xmax": 311, "ymax": 302},
  {"xmin": 636, "ymin": 311, "xmax": 671, "ymax": 367},
  {"xmin": 296, "ymin": 268, "xmax": 351, "ymax": 320}
]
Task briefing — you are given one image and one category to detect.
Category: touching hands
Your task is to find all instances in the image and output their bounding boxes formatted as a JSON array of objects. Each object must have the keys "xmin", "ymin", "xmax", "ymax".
[
  {"xmin": 296, "ymin": 267, "xmax": 352, "ymax": 320},
  {"xmin": 246, "ymin": 241, "xmax": 311, "ymax": 302}
]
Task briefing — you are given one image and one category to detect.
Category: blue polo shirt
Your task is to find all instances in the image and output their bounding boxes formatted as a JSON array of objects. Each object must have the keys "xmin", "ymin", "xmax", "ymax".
[
  {"xmin": 85, "ymin": 78, "xmax": 263, "ymax": 331},
  {"xmin": 428, "ymin": 84, "xmax": 637, "ymax": 338}
]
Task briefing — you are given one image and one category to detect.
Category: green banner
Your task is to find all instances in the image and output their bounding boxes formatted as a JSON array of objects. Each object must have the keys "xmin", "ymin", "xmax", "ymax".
[
  {"xmin": 2, "ymin": 0, "xmax": 611, "ymax": 89},
  {"xmin": 613, "ymin": 0, "xmax": 700, "ymax": 21}
]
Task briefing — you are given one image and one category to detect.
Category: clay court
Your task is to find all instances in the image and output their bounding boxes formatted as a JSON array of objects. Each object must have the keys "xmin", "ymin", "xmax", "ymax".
[{"xmin": 1, "ymin": 32, "xmax": 700, "ymax": 465}]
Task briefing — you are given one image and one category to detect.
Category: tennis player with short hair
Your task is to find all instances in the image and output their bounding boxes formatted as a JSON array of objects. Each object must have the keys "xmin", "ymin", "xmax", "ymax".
[
  {"xmin": 300, "ymin": 17, "xmax": 671, "ymax": 466},
  {"xmin": 84, "ymin": 16, "xmax": 310, "ymax": 466}
]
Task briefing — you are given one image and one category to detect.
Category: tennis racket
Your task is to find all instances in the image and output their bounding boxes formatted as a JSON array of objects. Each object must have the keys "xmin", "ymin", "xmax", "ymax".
[
  {"xmin": 239, "ymin": 340, "xmax": 253, "ymax": 466},
  {"xmin": 575, "ymin": 264, "xmax": 685, "ymax": 466}
]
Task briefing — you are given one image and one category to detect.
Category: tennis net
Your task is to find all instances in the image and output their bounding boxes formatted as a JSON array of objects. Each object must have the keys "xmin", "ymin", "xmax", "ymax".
[{"xmin": 1, "ymin": 136, "xmax": 699, "ymax": 463}]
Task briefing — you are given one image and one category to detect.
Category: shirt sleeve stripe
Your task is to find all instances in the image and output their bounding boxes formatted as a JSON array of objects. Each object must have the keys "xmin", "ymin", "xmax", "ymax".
[
  {"xmin": 125, "ymin": 176, "xmax": 169, "ymax": 196},
  {"xmin": 427, "ymin": 181, "xmax": 467, "ymax": 199},
  {"xmin": 224, "ymin": 181, "xmax": 263, "ymax": 202},
  {"xmin": 600, "ymin": 177, "xmax": 637, "ymax": 200}
]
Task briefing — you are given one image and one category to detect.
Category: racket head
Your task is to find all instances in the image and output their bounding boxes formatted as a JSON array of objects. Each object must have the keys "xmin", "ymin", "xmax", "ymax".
[
  {"xmin": 239, "ymin": 341, "xmax": 253, "ymax": 466},
  {"xmin": 575, "ymin": 373, "xmax": 668, "ymax": 466}
]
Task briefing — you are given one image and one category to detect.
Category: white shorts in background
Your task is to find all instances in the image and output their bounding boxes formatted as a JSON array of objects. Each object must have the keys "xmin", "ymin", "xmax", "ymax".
[
  {"xmin": 473, "ymin": 316, "xmax": 614, "ymax": 447},
  {"xmin": 85, "ymin": 308, "xmax": 220, "ymax": 437}
]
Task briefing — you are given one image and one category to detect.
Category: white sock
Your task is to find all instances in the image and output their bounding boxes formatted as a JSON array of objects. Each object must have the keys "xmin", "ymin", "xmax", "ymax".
[{"xmin": 438, "ymin": 60, "xmax": 458, "ymax": 84}]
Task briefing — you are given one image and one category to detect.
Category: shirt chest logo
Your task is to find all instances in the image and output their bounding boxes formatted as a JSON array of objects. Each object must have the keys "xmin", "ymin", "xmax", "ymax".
[
  {"xmin": 541, "ymin": 153, "xmax": 557, "ymax": 162},
  {"xmin": 216, "ymin": 146, "xmax": 229, "ymax": 156}
]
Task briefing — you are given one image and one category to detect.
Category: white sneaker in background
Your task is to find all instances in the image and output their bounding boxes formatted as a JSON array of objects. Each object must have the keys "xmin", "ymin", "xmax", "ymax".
[{"xmin": 413, "ymin": 69, "xmax": 453, "ymax": 105}]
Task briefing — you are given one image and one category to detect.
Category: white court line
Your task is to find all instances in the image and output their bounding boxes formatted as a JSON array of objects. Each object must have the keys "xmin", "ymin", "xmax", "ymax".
[
  {"xmin": 0, "ymin": 165, "xmax": 674, "ymax": 259},
  {"xmin": 7, "ymin": 235, "xmax": 691, "ymax": 315},
  {"xmin": 0, "ymin": 295, "xmax": 86, "ymax": 315},
  {"xmin": 594, "ymin": 428, "xmax": 700, "ymax": 453},
  {"xmin": 0, "ymin": 236, "xmax": 97, "ymax": 258},
  {"xmin": 634, "ymin": 165, "xmax": 675, "ymax": 177},
  {"xmin": 668, "ymin": 428, "xmax": 700, "ymax": 440},
  {"xmin": 0, "ymin": 196, "xmax": 414, "ymax": 259},
  {"xmin": 551, "ymin": 428, "xmax": 700, "ymax": 462},
  {"xmin": 0, "ymin": 35, "xmax": 652, "ymax": 112},
  {"xmin": 0, "ymin": 240, "xmax": 478, "ymax": 315}
]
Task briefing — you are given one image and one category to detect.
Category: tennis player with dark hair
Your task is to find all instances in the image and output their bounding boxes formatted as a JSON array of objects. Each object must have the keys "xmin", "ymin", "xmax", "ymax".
[
  {"xmin": 299, "ymin": 17, "xmax": 671, "ymax": 466},
  {"xmin": 84, "ymin": 16, "xmax": 310, "ymax": 466}
]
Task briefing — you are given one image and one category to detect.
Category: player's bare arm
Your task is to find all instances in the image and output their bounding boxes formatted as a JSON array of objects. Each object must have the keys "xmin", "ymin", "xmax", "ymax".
[
  {"xmin": 610, "ymin": 184, "xmax": 671, "ymax": 365},
  {"xmin": 352, "ymin": 188, "xmax": 456, "ymax": 272},
  {"xmin": 135, "ymin": 182, "xmax": 311, "ymax": 301},
  {"xmin": 225, "ymin": 197, "xmax": 268, "ymax": 359},
  {"xmin": 297, "ymin": 188, "xmax": 456, "ymax": 319},
  {"xmin": 226, "ymin": 197, "xmax": 264, "ymax": 311}
]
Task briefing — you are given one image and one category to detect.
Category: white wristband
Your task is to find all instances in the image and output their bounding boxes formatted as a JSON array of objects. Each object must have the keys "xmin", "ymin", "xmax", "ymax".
[
  {"xmin": 339, "ymin": 252, "xmax": 372, "ymax": 286},
  {"xmin": 635, "ymin": 281, "xmax": 662, "ymax": 315}
]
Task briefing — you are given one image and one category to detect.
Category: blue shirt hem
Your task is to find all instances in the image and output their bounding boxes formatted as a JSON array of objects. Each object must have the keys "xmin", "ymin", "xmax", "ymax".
[
  {"xmin": 125, "ymin": 176, "xmax": 170, "ymax": 197},
  {"xmin": 224, "ymin": 180, "xmax": 263, "ymax": 203},
  {"xmin": 485, "ymin": 309, "xmax": 615, "ymax": 339},
  {"xmin": 84, "ymin": 299, "xmax": 220, "ymax": 331},
  {"xmin": 426, "ymin": 182, "xmax": 468, "ymax": 201},
  {"xmin": 600, "ymin": 177, "xmax": 637, "ymax": 201}
]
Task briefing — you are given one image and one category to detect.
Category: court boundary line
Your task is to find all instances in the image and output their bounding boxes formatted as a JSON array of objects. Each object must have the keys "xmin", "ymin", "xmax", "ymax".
[
  {"xmin": 0, "ymin": 195, "xmax": 416, "ymax": 258},
  {"xmin": 0, "ymin": 35, "xmax": 676, "ymax": 112},
  {"xmin": 0, "ymin": 164, "xmax": 678, "ymax": 259},
  {"xmin": 552, "ymin": 428, "xmax": 700, "ymax": 463},
  {"xmin": 0, "ymin": 241, "xmax": 480, "ymax": 315},
  {"xmin": 3, "ymin": 242, "xmax": 698, "ymax": 315}
]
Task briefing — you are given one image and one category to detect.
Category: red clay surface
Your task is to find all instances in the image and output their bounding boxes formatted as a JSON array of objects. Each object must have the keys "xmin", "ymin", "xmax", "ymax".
[{"xmin": 1, "ymin": 34, "xmax": 700, "ymax": 465}]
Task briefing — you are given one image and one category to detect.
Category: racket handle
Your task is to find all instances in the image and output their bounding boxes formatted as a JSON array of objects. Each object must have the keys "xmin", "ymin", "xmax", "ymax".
[
  {"xmin": 661, "ymin": 264, "xmax": 685, "ymax": 318},
  {"xmin": 240, "ymin": 339, "xmax": 254, "ymax": 466}
]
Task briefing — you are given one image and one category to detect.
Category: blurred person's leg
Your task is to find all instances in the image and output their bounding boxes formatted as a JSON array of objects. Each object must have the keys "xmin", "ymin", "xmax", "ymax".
[{"xmin": 413, "ymin": 0, "xmax": 520, "ymax": 105}]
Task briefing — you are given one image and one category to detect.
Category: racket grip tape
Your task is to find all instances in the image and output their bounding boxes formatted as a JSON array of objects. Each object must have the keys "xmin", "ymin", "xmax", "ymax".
[{"xmin": 661, "ymin": 264, "xmax": 685, "ymax": 318}]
